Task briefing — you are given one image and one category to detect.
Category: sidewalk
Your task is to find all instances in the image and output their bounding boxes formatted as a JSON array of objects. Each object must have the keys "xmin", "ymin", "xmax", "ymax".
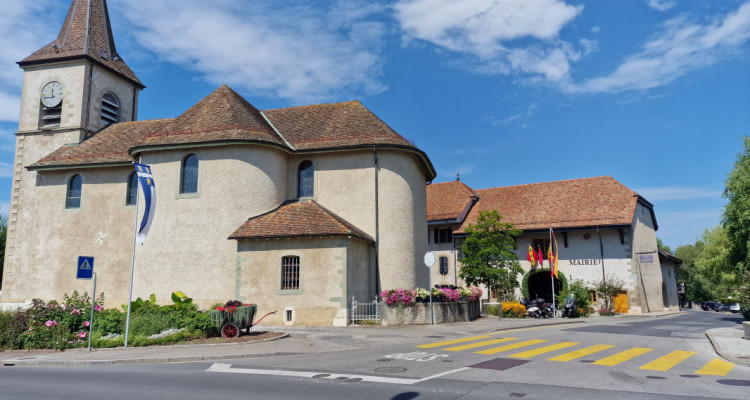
[{"xmin": 2, "ymin": 312, "xmax": 747, "ymax": 367}]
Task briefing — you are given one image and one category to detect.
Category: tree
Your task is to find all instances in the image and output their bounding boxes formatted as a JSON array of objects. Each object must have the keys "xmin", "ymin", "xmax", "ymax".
[
  {"xmin": 723, "ymin": 136, "xmax": 750, "ymax": 272},
  {"xmin": 695, "ymin": 225, "xmax": 735, "ymax": 298},
  {"xmin": 674, "ymin": 242, "xmax": 714, "ymax": 304},
  {"xmin": 590, "ymin": 274, "xmax": 625, "ymax": 312},
  {"xmin": 459, "ymin": 210, "xmax": 523, "ymax": 301},
  {"xmin": 656, "ymin": 237, "xmax": 671, "ymax": 254}
]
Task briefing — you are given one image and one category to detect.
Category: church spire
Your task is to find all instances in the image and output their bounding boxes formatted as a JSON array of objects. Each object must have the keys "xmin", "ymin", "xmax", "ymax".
[{"xmin": 18, "ymin": 0, "xmax": 143, "ymax": 87}]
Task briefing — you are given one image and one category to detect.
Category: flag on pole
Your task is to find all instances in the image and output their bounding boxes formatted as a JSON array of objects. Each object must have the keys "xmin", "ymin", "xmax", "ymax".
[
  {"xmin": 537, "ymin": 246, "xmax": 544, "ymax": 267},
  {"xmin": 551, "ymin": 229, "xmax": 559, "ymax": 278},
  {"xmin": 527, "ymin": 245, "xmax": 536, "ymax": 265},
  {"xmin": 134, "ymin": 163, "xmax": 156, "ymax": 245}
]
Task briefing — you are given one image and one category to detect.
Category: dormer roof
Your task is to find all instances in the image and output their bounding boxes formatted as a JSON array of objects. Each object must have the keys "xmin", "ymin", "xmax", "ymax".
[{"xmin": 18, "ymin": 0, "xmax": 142, "ymax": 87}]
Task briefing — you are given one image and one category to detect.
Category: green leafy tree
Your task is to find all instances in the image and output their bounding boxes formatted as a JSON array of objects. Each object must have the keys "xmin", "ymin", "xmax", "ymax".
[
  {"xmin": 695, "ymin": 226, "xmax": 735, "ymax": 297},
  {"xmin": 674, "ymin": 242, "xmax": 714, "ymax": 304},
  {"xmin": 459, "ymin": 210, "xmax": 523, "ymax": 301},
  {"xmin": 723, "ymin": 136, "xmax": 750, "ymax": 272},
  {"xmin": 590, "ymin": 274, "xmax": 625, "ymax": 312},
  {"xmin": 656, "ymin": 237, "xmax": 671, "ymax": 254}
]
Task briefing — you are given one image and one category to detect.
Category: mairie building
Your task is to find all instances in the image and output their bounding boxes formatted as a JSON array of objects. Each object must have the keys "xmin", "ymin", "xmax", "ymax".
[
  {"xmin": 426, "ymin": 177, "xmax": 681, "ymax": 314},
  {"xmin": 0, "ymin": 0, "xmax": 435, "ymax": 326}
]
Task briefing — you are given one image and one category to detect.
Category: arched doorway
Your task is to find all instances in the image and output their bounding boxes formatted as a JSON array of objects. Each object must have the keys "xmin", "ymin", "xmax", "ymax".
[{"xmin": 524, "ymin": 270, "xmax": 565, "ymax": 302}]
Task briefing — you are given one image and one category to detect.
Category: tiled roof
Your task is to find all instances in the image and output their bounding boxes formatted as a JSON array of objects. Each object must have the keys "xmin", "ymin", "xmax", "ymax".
[
  {"xmin": 19, "ymin": 0, "xmax": 142, "ymax": 87},
  {"xmin": 30, "ymin": 85, "xmax": 435, "ymax": 179},
  {"xmin": 263, "ymin": 101, "xmax": 418, "ymax": 151},
  {"xmin": 229, "ymin": 200, "xmax": 374, "ymax": 242},
  {"xmin": 132, "ymin": 85, "xmax": 286, "ymax": 149},
  {"xmin": 426, "ymin": 180, "xmax": 478, "ymax": 222},
  {"xmin": 454, "ymin": 176, "xmax": 642, "ymax": 233},
  {"xmin": 29, "ymin": 119, "xmax": 171, "ymax": 169}
]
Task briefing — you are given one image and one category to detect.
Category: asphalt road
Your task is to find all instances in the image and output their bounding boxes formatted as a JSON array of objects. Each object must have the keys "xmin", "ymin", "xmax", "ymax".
[{"xmin": 1, "ymin": 310, "xmax": 747, "ymax": 399}]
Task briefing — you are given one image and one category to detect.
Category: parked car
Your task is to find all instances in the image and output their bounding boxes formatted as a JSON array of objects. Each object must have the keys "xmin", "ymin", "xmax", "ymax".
[
  {"xmin": 715, "ymin": 304, "xmax": 731, "ymax": 312},
  {"xmin": 729, "ymin": 303, "xmax": 741, "ymax": 313},
  {"xmin": 702, "ymin": 301, "xmax": 720, "ymax": 311}
]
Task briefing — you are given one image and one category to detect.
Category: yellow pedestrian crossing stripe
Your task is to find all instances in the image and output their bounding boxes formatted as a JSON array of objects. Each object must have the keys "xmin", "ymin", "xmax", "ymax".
[
  {"xmin": 548, "ymin": 344, "xmax": 615, "ymax": 361},
  {"xmin": 639, "ymin": 351, "xmax": 696, "ymax": 371},
  {"xmin": 509, "ymin": 342, "xmax": 579, "ymax": 359},
  {"xmin": 694, "ymin": 358, "xmax": 735, "ymax": 376},
  {"xmin": 445, "ymin": 337, "xmax": 518, "ymax": 351},
  {"xmin": 416, "ymin": 335, "xmax": 492, "ymax": 348},
  {"xmin": 592, "ymin": 347, "xmax": 653, "ymax": 366},
  {"xmin": 476, "ymin": 339, "xmax": 548, "ymax": 355},
  {"xmin": 415, "ymin": 337, "xmax": 738, "ymax": 375}
]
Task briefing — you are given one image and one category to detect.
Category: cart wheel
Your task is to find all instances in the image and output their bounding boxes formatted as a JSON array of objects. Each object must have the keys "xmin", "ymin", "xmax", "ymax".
[{"xmin": 221, "ymin": 322, "xmax": 240, "ymax": 338}]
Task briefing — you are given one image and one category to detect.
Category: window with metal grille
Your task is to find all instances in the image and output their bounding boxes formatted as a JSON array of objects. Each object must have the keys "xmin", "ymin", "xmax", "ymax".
[
  {"xmin": 439, "ymin": 256, "xmax": 449, "ymax": 275},
  {"xmin": 433, "ymin": 228, "xmax": 453, "ymax": 244},
  {"xmin": 126, "ymin": 171, "xmax": 138, "ymax": 206},
  {"xmin": 66, "ymin": 174, "xmax": 82, "ymax": 209},
  {"xmin": 180, "ymin": 154, "xmax": 199, "ymax": 194},
  {"xmin": 281, "ymin": 256, "xmax": 300, "ymax": 290},
  {"xmin": 101, "ymin": 93, "xmax": 120, "ymax": 126}
]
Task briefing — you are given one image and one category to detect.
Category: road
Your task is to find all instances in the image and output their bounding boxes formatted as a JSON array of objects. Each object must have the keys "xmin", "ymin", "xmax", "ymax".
[{"xmin": 1, "ymin": 310, "xmax": 747, "ymax": 399}]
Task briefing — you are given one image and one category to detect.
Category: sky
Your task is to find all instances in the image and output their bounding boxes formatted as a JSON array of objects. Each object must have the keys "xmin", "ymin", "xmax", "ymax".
[{"xmin": 0, "ymin": 0, "xmax": 749, "ymax": 250}]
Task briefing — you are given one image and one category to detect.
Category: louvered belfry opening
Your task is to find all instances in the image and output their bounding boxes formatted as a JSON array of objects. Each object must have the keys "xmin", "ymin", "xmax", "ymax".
[{"xmin": 101, "ymin": 93, "xmax": 120, "ymax": 126}]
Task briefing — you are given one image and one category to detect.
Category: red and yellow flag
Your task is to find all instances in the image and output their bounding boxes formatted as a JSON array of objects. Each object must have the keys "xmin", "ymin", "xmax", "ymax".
[
  {"xmin": 527, "ymin": 245, "xmax": 536, "ymax": 265},
  {"xmin": 551, "ymin": 230, "xmax": 559, "ymax": 278}
]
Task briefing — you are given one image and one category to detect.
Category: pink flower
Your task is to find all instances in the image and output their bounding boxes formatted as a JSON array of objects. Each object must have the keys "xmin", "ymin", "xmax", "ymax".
[
  {"xmin": 83, "ymin": 321, "xmax": 90, "ymax": 327},
  {"xmin": 78, "ymin": 331, "xmax": 87, "ymax": 338},
  {"xmin": 94, "ymin": 305, "xmax": 103, "ymax": 311},
  {"xmin": 62, "ymin": 304, "xmax": 67, "ymax": 310},
  {"xmin": 45, "ymin": 320, "xmax": 58, "ymax": 327}
]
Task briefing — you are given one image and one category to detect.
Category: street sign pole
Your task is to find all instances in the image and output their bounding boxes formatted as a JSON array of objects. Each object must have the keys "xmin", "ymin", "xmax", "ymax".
[
  {"xmin": 87, "ymin": 273, "xmax": 96, "ymax": 351},
  {"xmin": 424, "ymin": 252, "xmax": 436, "ymax": 325}
]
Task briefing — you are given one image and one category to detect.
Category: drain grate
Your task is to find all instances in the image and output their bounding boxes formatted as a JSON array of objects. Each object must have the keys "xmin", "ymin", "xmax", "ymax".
[
  {"xmin": 375, "ymin": 367, "xmax": 407, "ymax": 373},
  {"xmin": 377, "ymin": 358, "xmax": 393, "ymax": 362},
  {"xmin": 680, "ymin": 375, "xmax": 699, "ymax": 378},
  {"xmin": 509, "ymin": 394, "xmax": 526, "ymax": 398},
  {"xmin": 646, "ymin": 376, "xmax": 666, "ymax": 380},
  {"xmin": 717, "ymin": 379, "xmax": 750, "ymax": 387}
]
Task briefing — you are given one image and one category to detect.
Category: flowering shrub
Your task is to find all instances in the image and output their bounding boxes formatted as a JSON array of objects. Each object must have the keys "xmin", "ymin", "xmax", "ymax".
[
  {"xmin": 501, "ymin": 302, "xmax": 527, "ymax": 318},
  {"xmin": 415, "ymin": 288, "xmax": 430, "ymax": 300},
  {"xmin": 380, "ymin": 289, "xmax": 416, "ymax": 305},
  {"xmin": 22, "ymin": 291, "xmax": 104, "ymax": 350},
  {"xmin": 598, "ymin": 308, "xmax": 616, "ymax": 316},
  {"xmin": 213, "ymin": 300, "xmax": 253, "ymax": 313},
  {"xmin": 439, "ymin": 288, "xmax": 461, "ymax": 302}
]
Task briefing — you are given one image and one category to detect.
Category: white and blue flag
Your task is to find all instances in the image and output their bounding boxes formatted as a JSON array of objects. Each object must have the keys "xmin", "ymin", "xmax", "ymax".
[{"xmin": 134, "ymin": 163, "xmax": 156, "ymax": 244}]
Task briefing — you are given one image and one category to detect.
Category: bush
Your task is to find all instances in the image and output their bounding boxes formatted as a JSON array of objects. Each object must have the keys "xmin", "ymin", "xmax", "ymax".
[
  {"xmin": 501, "ymin": 302, "xmax": 527, "ymax": 318},
  {"xmin": 0, "ymin": 310, "xmax": 29, "ymax": 350},
  {"xmin": 380, "ymin": 289, "xmax": 416, "ymax": 305},
  {"xmin": 598, "ymin": 309, "xmax": 616, "ymax": 316},
  {"xmin": 93, "ymin": 309, "xmax": 125, "ymax": 336}
]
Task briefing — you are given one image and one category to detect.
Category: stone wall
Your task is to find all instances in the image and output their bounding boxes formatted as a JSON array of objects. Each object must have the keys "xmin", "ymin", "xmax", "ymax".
[{"xmin": 380, "ymin": 300, "xmax": 480, "ymax": 326}]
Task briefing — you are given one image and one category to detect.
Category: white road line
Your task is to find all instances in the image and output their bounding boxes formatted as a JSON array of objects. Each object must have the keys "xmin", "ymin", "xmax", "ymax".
[{"xmin": 206, "ymin": 363, "xmax": 468, "ymax": 385}]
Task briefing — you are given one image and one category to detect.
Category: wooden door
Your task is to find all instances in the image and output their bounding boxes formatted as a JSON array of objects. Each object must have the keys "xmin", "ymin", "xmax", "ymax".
[{"xmin": 614, "ymin": 291, "xmax": 629, "ymax": 313}]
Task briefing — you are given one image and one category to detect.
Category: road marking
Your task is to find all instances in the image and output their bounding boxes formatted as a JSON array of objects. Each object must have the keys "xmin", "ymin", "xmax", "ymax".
[
  {"xmin": 475, "ymin": 339, "xmax": 548, "ymax": 355},
  {"xmin": 694, "ymin": 358, "xmax": 735, "ymax": 376},
  {"xmin": 548, "ymin": 344, "xmax": 615, "ymax": 362},
  {"xmin": 444, "ymin": 337, "xmax": 518, "ymax": 351},
  {"xmin": 639, "ymin": 351, "xmax": 696, "ymax": 371},
  {"xmin": 508, "ymin": 342, "xmax": 580, "ymax": 359},
  {"xmin": 592, "ymin": 347, "xmax": 653, "ymax": 366},
  {"xmin": 206, "ymin": 363, "xmax": 468, "ymax": 385},
  {"xmin": 417, "ymin": 335, "xmax": 492, "ymax": 348}
]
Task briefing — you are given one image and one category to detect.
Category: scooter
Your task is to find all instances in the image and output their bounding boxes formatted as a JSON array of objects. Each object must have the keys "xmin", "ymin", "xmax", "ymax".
[
  {"xmin": 524, "ymin": 298, "xmax": 545, "ymax": 318},
  {"xmin": 540, "ymin": 302, "xmax": 555, "ymax": 318},
  {"xmin": 562, "ymin": 294, "xmax": 577, "ymax": 318}
]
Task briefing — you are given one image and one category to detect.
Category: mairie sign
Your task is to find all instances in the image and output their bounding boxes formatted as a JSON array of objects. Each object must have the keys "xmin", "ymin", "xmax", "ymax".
[{"xmin": 77, "ymin": 256, "xmax": 94, "ymax": 280}]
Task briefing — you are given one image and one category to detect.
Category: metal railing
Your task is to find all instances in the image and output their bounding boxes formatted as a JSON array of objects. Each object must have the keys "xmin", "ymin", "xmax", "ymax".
[{"xmin": 350, "ymin": 296, "xmax": 380, "ymax": 323}]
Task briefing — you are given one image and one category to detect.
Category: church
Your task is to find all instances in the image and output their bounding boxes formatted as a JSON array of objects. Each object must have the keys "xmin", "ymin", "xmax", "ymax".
[{"xmin": 0, "ymin": 0, "xmax": 435, "ymax": 326}]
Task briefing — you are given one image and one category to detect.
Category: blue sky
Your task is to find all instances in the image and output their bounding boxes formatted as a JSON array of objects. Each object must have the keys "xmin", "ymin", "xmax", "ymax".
[{"xmin": 0, "ymin": 0, "xmax": 749, "ymax": 250}]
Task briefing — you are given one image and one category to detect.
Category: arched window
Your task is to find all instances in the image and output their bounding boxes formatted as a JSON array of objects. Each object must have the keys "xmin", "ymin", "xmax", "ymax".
[
  {"xmin": 297, "ymin": 160, "xmax": 314, "ymax": 198},
  {"xmin": 126, "ymin": 171, "xmax": 138, "ymax": 206},
  {"xmin": 66, "ymin": 174, "xmax": 82, "ymax": 209},
  {"xmin": 101, "ymin": 93, "xmax": 120, "ymax": 126},
  {"xmin": 180, "ymin": 154, "xmax": 199, "ymax": 194}
]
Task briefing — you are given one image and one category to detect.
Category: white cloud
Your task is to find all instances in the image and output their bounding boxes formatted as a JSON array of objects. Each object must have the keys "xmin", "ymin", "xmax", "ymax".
[
  {"xmin": 567, "ymin": 2, "xmax": 750, "ymax": 94},
  {"xmin": 0, "ymin": 0, "xmax": 57, "ymax": 123},
  {"xmin": 486, "ymin": 103, "xmax": 537, "ymax": 128},
  {"xmin": 110, "ymin": 0, "xmax": 388, "ymax": 103},
  {"xmin": 393, "ymin": 0, "xmax": 584, "ymax": 82},
  {"xmin": 646, "ymin": 0, "xmax": 677, "ymax": 12},
  {"xmin": 634, "ymin": 186, "xmax": 723, "ymax": 202}
]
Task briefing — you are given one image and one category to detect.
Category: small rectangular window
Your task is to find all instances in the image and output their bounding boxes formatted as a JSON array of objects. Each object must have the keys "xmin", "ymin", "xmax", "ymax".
[
  {"xmin": 281, "ymin": 256, "xmax": 300, "ymax": 290},
  {"xmin": 439, "ymin": 256, "xmax": 449, "ymax": 275},
  {"xmin": 433, "ymin": 228, "xmax": 453, "ymax": 244}
]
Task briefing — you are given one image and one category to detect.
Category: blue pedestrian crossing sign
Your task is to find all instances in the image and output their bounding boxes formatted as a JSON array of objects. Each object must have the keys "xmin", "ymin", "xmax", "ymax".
[{"xmin": 77, "ymin": 256, "xmax": 94, "ymax": 280}]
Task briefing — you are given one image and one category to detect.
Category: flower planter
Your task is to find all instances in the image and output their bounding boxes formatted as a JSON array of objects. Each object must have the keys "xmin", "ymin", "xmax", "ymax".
[{"xmin": 380, "ymin": 300, "xmax": 480, "ymax": 326}]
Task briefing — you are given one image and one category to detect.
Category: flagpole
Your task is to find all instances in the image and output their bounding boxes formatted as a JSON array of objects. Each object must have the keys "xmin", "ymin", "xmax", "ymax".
[
  {"xmin": 550, "ymin": 228, "xmax": 556, "ymax": 318},
  {"xmin": 124, "ymin": 162, "xmax": 141, "ymax": 347}
]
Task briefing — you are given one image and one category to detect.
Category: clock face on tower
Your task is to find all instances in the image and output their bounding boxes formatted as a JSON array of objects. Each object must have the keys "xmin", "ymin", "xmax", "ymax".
[{"xmin": 40, "ymin": 81, "xmax": 64, "ymax": 108}]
